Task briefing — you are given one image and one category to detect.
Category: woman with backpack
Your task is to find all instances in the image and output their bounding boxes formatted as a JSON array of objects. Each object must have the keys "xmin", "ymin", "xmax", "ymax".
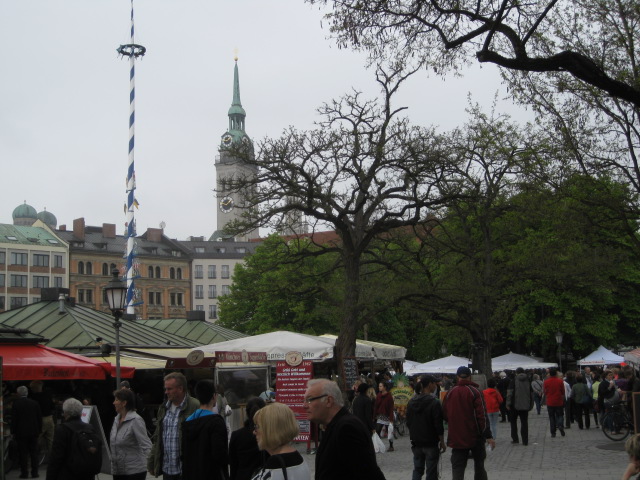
[{"xmin": 110, "ymin": 388, "xmax": 152, "ymax": 480}]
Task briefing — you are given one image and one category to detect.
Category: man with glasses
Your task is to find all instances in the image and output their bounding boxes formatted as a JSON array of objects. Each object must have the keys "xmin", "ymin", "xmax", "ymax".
[
  {"xmin": 303, "ymin": 378, "xmax": 386, "ymax": 480},
  {"xmin": 148, "ymin": 372, "xmax": 199, "ymax": 480}
]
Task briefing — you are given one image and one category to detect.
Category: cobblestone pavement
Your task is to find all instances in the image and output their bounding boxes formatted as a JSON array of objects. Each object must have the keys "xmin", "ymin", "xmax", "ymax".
[{"xmin": 8, "ymin": 406, "xmax": 629, "ymax": 480}]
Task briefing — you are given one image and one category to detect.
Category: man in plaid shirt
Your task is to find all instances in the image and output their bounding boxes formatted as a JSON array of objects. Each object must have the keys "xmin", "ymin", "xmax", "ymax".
[{"xmin": 148, "ymin": 372, "xmax": 199, "ymax": 479}]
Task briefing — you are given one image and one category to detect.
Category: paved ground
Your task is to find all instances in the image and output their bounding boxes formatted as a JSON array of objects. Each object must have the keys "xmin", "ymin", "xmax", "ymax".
[{"xmin": 6, "ymin": 406, "xmax": 630, "ymax": 479}]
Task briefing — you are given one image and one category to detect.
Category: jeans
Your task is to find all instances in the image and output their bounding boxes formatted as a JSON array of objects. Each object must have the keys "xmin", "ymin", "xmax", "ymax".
[
  {"xmin": 451, "ymin": 438, "xmax": 487, "ymax": 480},
  {"xmin": 547, "ymin": 405, "xmax": 565, "ymax": 434},
  {"xmin": 411, "ymin": 445, "xmax": 440, "ymax": 480},
  {"xmin": 487, "ymin": 412, "xmax": 499, "ymax": 440},
  {"xmin": 509, "ymin": 409, "xmax": 529, "ymax": 444},
  {"xmin": 533, "ymin": 393, "xmax": 542, "ymax": 414}
]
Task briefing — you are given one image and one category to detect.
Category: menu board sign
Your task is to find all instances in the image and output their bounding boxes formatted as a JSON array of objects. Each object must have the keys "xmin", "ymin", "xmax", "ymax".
[
  {"xmin": 343, "ymin": 357, "xmax": 358, "ymax": 390},
  {"xmin": 276, "ymin": 360, "xmax": 313, "ymax": 441}
]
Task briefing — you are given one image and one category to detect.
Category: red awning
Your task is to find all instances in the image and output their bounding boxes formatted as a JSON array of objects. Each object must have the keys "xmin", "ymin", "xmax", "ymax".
[{"xmin": 0, "ymin": 344, "xmax": 134, "ymax": 380}]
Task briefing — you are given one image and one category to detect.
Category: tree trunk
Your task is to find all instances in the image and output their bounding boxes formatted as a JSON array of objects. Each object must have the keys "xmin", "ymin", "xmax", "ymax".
[{"xmin": 334, "ymin": 252, "xmax": 361, "ymax": 391}]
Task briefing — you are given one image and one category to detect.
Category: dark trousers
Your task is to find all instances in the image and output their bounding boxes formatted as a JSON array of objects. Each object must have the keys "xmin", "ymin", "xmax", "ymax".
[
  {"xmin": 162, "ymin": 474, "xmax": 182, "ymax": 480},
  {"xmin": 114, "ymin": 473, "xmax": 148, "ymax": 480},
  {"xmin": 411, "ymin": 445, "xmax": 440, "ymax": 480},
  {"xmin": 573, "ymin": 403, "xmax": 591, "ymax": 428},
  {"xmin": 451, "ymin": 438, "xmax": 487, "ymax": 480},
  {"xmin": 17, "ymin": 435, "xmax": 39, "ymax": 475},
  {"xmin": 564, "ymin": 399, "xmax": 573, "ymax": 427},
  {"xmin": 509, "ymin": 409, "xmax": 529, "ymax": 444},
  {"xmin": 547, "ymin": 405, "xmax": 565, "ymax": 435}
]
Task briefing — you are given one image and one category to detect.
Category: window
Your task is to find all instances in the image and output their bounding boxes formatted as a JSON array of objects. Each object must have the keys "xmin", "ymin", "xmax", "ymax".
[
  {"xmin": 0, "ymin": 252, "xmax": 5, "ymax": 264},
  {"xmin": 78, "ymin": 261, "xmax": 85, "ymax": 274},
  {"xmin": 221, "ymin": 285, "xmax": 231, "ymax": 296},
  {"xmin": 31, "ymin": 297, "xmax": 40, "ymax": 303},
  {"xmin": 236, "ymin": 247, "xmax": 247, "ymax": 253},
  {"xmin": 54, "ymin": 255, "xmax": 63, "ymax": 268},
  {"xmin": 171, "ymin": 250, "xmax": 182, "ymax": 257},
  {"xmin": 148, "ymin": 292, "xmax": 162, "ymax": 305},
  {"xmin": 10, "ymin": 275, "xmax": 28, "ymax": 287},
  {"xmin": 0, "ymin": 296, "xmax": 4, "ymax": 310},
  {"xmin": 47, "ymin": 239, "xmax": 59, "ymax": 245},
  {"xmin": 177, "ymin": 268, "xmax": 182, "ymax": 280},
  {"xmin": 0, "ymin": 274, "xmax": 4, "ymax": 287},
  {"xmin": 10, "ymin": 252, "xmax": 27, "ymax": 265},
  {"xmin": 54, "ymin": 277, "xmax": 63, "ymax": 288},
  {"xmin": 195, "ymin": 265, "xmax": 203, "ymax": 279},
  {"xmin": 155, "ymin": 266, "xmax": 161, "ymax": 278},
  {"xmin": 209, "ymin": 304, "xmax": 218, "ymax": 319},
  {"xmin": 10, "ymin": 297, "xmax": 27, "ymax": 309},
  {"xmin": 110, "ymin": 263, "xmax": 117, "ymax": 272},
  {"xmin": 33, "ymin": 254, "xmax": 49, "ymax": 267},
  {"xmin": 195, "ymin": 305, "xmax": 204, "ymax": 311},
  {"xmin": 102, "ymin": 263, "xmax": 109, "ymax": 276},
  {"xmin": 195, "ymin": 285, "xmax": 203, "ymax": 299},
  {"xmin": 170, "ymin": 293, "xmax": 183, "ymax": 306},
  {"xmin": 86, "ymin": 262, "xmax": 93, "ymax": 275},
  {"xmin": 195, "ymin": 247, "xmax": 205, "ymax": 253},
  {"xmin": 208, "ymin": 285, "xmax": 217, "ymax": 299},
  {"xmin": 148, "ymin": 266, "xmax": 154, "ymax": 278},
  {"xmin": 208, "ymin": 265, "xmax": 216, "ymax": 279},
  {"xmin": 33, "ymin": 276, "xmax": 49, "ymax": 289},
  {"xmin": 170, "ymin": 267, "xmax": 175, "ymax": 279},
  {"xmin": 221, "ymin": 265, "xmax": 230, "ymax": 279},
  {"xmin": 77, "ymin": 289, "xmax": 93, "ymax": 304}
]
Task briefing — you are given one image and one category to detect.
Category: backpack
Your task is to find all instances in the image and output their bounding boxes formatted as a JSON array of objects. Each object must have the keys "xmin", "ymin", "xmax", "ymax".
[{"xmin": 64, "ymin": 421, "xmax": 103, "ymax": 476}]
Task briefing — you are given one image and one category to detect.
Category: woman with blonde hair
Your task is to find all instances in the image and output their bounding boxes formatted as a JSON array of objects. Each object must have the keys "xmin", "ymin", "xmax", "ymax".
[
  {"xmin": 251, "ymin": 402, "xmax": 310, "ymax": 480},
  {"xmin": 622, "ymin": 434, "xmax": 640, "ymax": 480}
]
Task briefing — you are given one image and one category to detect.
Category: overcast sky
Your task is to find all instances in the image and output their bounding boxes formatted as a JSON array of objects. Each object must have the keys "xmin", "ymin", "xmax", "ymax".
[{"xmin": 0, "ymin": 0, "xmax": 530, "ymax": 240}]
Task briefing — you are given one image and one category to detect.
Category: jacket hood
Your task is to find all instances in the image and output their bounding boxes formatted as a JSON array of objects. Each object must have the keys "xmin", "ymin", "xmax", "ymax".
[
  {"xmin": 183, "ymin": 414, "xmax": 223, "ymax": 441},
  {"xmin": 516, "ymin": 373, "xmax": 528, "ymax": 382},
  {"xmin": 408, "ymin": 393, "xmax": 436, "ymax": 414}
]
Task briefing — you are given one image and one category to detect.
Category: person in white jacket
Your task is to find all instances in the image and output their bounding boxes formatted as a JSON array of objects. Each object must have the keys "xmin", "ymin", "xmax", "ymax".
[{"xmin": 110, "ymin": 388, "xmax": 152, "ymax": 480}]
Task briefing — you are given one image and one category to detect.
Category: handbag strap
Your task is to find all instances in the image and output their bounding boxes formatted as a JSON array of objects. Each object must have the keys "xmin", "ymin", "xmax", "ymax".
[{"xmin": 275, "ymin": 454, "xmax": 288, "ymax": 480}]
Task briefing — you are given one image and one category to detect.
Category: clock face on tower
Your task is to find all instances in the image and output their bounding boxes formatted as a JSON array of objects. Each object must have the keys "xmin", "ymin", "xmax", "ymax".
[
  {"xmin": 219, "ymin": 196, "xmax": 234, "ymax": 213},
  {"xmin": 222, "ymin": 134, "xmax": 233, "ymax": 147}
]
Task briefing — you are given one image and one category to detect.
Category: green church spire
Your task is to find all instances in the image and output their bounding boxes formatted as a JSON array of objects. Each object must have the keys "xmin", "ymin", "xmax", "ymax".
[{"xmin": 228, "ymin": 58, "xmax": 246, "ymax": 133}]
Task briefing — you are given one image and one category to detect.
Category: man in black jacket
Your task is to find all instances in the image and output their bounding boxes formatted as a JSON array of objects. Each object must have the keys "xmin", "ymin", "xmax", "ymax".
[
  {"xmin": 304, "ymin": 378, "xmax": 386, "ymax": 480},
  {"xmin": 12, "ymin": 385, "xmax": 42, "ymax": 479},
  {"xmin": 406, "ymin": 375, "xmax": 446, "ymax": 480}
]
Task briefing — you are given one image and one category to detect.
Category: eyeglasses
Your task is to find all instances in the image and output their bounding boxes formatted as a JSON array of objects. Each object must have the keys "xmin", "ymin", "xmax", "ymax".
[{"xmin": 304, "ymin": 394, "xmax": 328, "ymax": 404}]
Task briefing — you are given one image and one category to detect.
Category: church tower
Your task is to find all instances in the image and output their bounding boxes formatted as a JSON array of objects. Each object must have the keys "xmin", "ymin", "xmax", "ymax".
[{"xmin": 211, "ymin": 58, "xmax": 259, "ymax": 241}]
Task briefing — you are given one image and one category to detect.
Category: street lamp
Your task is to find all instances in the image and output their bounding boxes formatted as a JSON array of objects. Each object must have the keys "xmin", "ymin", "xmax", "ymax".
[
  {"xmin": 555, "ymin": 331, "xmax": 564, "ymax": 372},
  {"xmin": 105, "ymin": 269, "xmax": 127, "ymax": 387}
]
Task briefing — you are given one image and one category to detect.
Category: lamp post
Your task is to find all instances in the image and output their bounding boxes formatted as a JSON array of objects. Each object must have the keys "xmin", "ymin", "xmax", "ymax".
[
  {"xmin": 105, "ymin": 269, "xmax": 127, "ymax": 387},
  {"xmin": 555, "ymin": 331, "xmax": 564, "ymax": 372}
]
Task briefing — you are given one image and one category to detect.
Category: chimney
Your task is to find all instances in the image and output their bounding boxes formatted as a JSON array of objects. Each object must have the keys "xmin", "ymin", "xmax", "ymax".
[
  {"xmin": 73, "ymin": 218, "xmax": 85, "ymax": 241},
  {"xmin": 59, "ymin": 225, "xmax": 67, "ymax": 231},
  {"xmin": 146, "ymin": 228, "xmax": 163, "ymax": 243},
  {"xmin": 102, "ymin": 223, "xmax": 116, "ymax": 239}
]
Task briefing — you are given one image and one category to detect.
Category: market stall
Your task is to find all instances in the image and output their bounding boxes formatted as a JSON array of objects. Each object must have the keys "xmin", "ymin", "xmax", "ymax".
[
  {"xmin": 406, "ymin": 355, "xmax": 471, "ymax": 375},
  {"xmin": 492, "ymin": 352, "xmax": 557, "ymax": 371},
  {"xmin": 578, "ymin": 345, "xmax": 625, "ymax": 366}
]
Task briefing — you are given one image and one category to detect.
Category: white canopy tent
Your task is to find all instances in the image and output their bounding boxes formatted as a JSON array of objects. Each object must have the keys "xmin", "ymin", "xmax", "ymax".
[
  {"xmin": 320, "ymin": 334, "xmax": 407, "ymax": 361},
  {"xmin": 195, "ymin": 331, "xmax": 377, "ymax": 362},
  {"xmin": 624, "ymin": 349, "xmax": 640, "ymax": 368},
  {"xmin": 578, "ymin": 345, "xmax": 624, "ymax": 366},
  {"xmin": 491, "ymin": 352, "xmax": 557, "ymax": 371},
  {"xmin": 406, "ymin": 355, "xmax": 471, "ymax": 375},
  {"xmin": 403, "ymin": 360, "xmax": 421, "ymax": 372}
]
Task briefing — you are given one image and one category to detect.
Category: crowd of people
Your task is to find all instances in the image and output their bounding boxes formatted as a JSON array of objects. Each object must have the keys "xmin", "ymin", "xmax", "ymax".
[{"xmin": 5, "ymin": 363, "xmax": 640, "ymax": 480}]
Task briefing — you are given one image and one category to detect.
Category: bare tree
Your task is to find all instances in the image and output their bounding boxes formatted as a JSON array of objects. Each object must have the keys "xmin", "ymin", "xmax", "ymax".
[
  {"xmin": 221, "ymin": 65, "xmax": 458, "ymax": 387},
  {"xmin": 309, "ymin": 0, "xmax": 640, "ymax": 108}
]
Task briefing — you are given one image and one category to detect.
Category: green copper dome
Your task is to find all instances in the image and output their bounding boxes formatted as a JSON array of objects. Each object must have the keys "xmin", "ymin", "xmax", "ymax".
[
  {"xmin": 38, "ymin": 209, "xmax": 57, "ymax": 228},
  {"xmin": 12, "ymin": 202, "xmax": 37, "ymax": 220}
]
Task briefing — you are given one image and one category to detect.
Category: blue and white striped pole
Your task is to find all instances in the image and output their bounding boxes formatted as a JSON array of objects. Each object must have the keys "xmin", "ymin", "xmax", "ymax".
[{"xmin": 117, "ymin": 0, "xmax": 146, "ymax": 315}]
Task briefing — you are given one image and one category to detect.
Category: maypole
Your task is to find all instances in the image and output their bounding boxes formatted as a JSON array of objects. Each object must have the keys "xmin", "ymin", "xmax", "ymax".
[{"xmin": 117, "ymin": 0, "xmax": 146, "ymax": 315}]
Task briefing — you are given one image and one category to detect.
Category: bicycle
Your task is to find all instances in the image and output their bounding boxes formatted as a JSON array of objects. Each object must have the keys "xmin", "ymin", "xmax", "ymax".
[{"xmin": 601, "ymin": 403, "xmax": 633, "ymax": 441}]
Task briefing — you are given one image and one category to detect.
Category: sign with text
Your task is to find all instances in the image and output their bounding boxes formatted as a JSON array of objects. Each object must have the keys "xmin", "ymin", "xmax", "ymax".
[
  {"xmin": 343, "ymin": 357, "xmax": 358, "ymax": 390},
  {"xmin": 216, "ymin": 351, "xmax": 268, "ymax": 363},
  {"xmin": 276, "ymin": 360, "xmax": 313, "ymax": 441}
]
